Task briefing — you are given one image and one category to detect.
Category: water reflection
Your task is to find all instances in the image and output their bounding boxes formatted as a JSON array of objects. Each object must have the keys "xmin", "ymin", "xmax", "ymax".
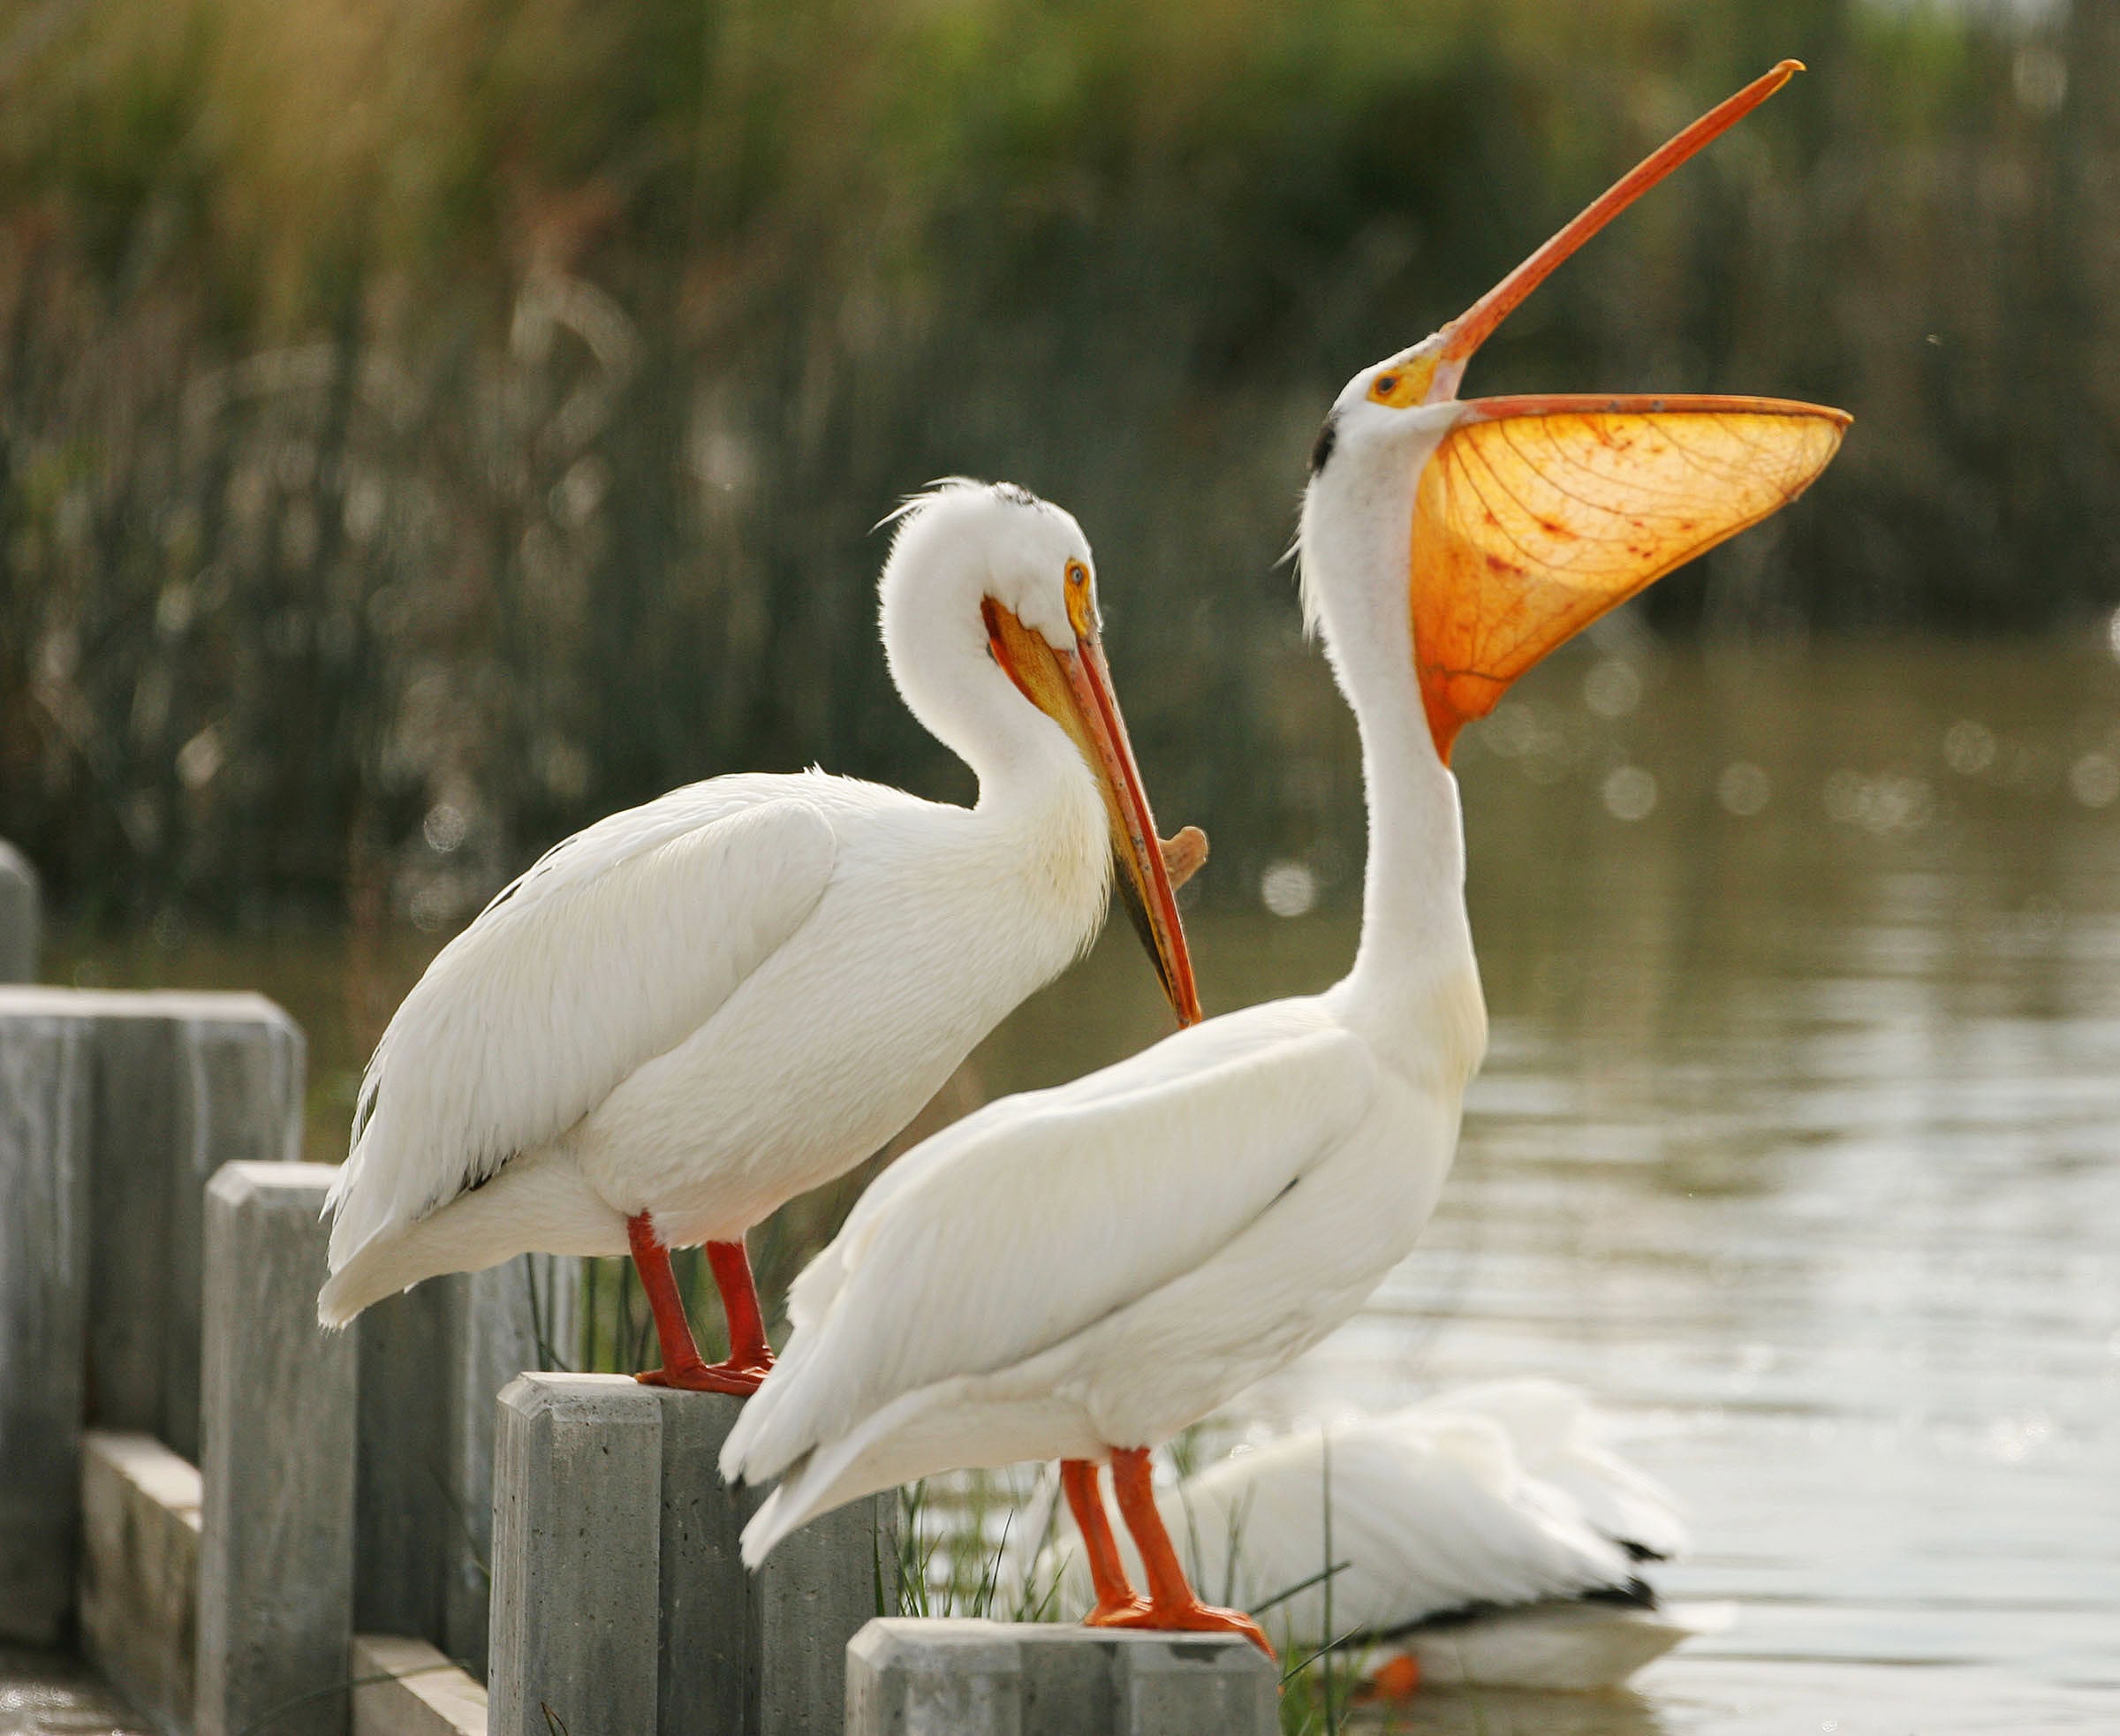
[
  {"xmin": 976, "ymin": 640, "xmax": 2120, "ymax": 1730},
  {"xmin": 49, "ymin": 641, "xmax": 2120, "ymax": 1729},
  {"xmin": 1365, "ymin": 1685, "xmax": 1668, "ymax": 1736}
]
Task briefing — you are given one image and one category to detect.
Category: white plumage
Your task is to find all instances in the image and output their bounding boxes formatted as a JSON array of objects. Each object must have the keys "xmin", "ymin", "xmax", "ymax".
[
  {"xmin": 319, "ymin": 481, "xmax": 1200, "ymax": 1376},
  {"xmin": 1036, "ymin": 1382, "xmax": 1731, "ymax": 1694},
  {"xmin": 722, "ymin": 384, "xmax": 1495, "ymax": 1582},
  {"xmin": 723, "ymin": 63, "xmax": 1842, "ymax": 1648}
]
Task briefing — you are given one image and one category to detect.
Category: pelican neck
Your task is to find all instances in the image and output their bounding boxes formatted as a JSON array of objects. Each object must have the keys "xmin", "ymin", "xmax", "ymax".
[{"xmin": 1304, "ymin": 476, "xmax": 1482, "ymax": 1054}]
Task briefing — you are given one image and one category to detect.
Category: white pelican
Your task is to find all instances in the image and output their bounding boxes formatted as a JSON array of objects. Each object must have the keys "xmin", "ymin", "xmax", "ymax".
[
  {"xmin": 722, "ymin": 61, "xmax": 1846, "ymax": 1645},
  {"xmin": 1036, "ymin": 1382, "xmax": 1731, "ymax": 1695},
  {"xmin": 317, "ymin": 480, "xmax": 1204, "ymax": 1394}
]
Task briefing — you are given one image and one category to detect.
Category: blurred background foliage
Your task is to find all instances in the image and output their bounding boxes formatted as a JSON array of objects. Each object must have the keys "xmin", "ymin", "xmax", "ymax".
[{"xmin": 2, "ymin": 0, "xmax": 2115, "ymax": 930}]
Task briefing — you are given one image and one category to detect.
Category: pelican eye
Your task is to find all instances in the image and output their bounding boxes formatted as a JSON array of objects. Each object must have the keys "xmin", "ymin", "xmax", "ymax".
[
  {"xmin": 1367, "ymin": 358, "xmax": 1437, "ymax": 407},
  {"xmin": 1063, "ymin": 560, "xmax": 1097, "ymax": 635}
]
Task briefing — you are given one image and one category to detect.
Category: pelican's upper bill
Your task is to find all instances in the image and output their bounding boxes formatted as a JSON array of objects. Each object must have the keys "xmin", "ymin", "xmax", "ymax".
[{"xmin": 1308, "ymin": 59, "xmax": 1851, "ymax": 762}]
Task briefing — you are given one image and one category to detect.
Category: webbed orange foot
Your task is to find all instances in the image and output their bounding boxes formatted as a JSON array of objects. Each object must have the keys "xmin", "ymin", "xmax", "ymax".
[
  {"xmin": 634, "ymin": 1353, "xmax": 773, "ymax": 1396},
  {"xmin": 1097, "ymin": 1598, "xmax": 1274, "ymax": 1658}
]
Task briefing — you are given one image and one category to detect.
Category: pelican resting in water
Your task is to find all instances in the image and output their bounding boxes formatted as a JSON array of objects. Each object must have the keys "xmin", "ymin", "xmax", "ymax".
[
  {"xmin": 722, "ymin": 60, "xmax": 1845, "ymax": 1647},
  {"xmin": 1038, "ymin": 1381, "xmax": 1732, "ymax": 1695},
  {"xmin": 318, "ymin": 481, "xmax": 1203, "ymax": 1394}
]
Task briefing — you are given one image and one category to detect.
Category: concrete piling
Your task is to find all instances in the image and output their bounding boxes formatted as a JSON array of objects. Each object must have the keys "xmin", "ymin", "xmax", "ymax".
[
  {"xmin": 650, "ymin": 1386, "xmax": 897, "ymax": 1736},
  {"xmin": 488, "ymin": 1373, "xmax": 664, "ymax": 1736},
  {"xmin": 490, "ymin": 1376, "xmax": 895, "ymax": 1735},
  {"xmin": 82, "ymin": 992, "xmax": 306, "ymax": 1459},
  {"xmin": 754, "ymin": 1467, "xmax": 893, "ymax": 1736},
  {"xmin": 0, "ymin": 1007, "xmax": 94, "ymax": 1644},
  {"xmin": 844, "ymin": 1619, "xmax": 1279, "ymax": 1736},
  {"xmin": 78, "ymin": 1429, "xmax": 202, "ymax": 1734},
  {"xmin": 0, "ymin": 840, "xmax": 36, "ymax": 982},
  {"xmin": 0, "ymin": 987, "xmax": 301, "ymax": 1646},
  {"xmin": 357, "ymin": 1256, "xmax": 580, "ymax": 1679},
  {"xmin": 196, "ymin": 1162, "xmax": 358, "ymax": 1736}
]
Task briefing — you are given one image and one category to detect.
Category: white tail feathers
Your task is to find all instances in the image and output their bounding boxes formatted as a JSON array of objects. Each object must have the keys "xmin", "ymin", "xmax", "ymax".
[{"xmin": 314, "ymin": 1151, "xmax": 630, "ymax": 1328}]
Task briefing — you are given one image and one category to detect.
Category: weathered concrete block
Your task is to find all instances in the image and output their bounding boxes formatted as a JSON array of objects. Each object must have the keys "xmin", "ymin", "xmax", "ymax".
[
  {"xmin": 650, "ymin": 1388, "xmax": 895, "ymax": 1736},
  {"xmin": 0, "ymin": 987, "xmax": 305, "ymax": 1464},
  {"xmin": 196, "ymin": 1163, "xmax": 357, "ymax": 1736},
  {"xmin": 651, "ymin": 1390, "xmax": 757, "ymax": 1732},
  {"xmin": 79, "ymin": 1429, "xmax": 202, "ymax": 1736},
  {"xmin": 488, "ymin": 1374, "xmax": 661, "ymax": 1736},
  {"xmin": 755, "ymin": 1465, "xmax": 893, "ymax": 1736},
  {"xmin": 0, "ymin": 989, "xmax": 300, "ymax": 1647},
  {"xmin": 151, "ymin": 997, "xmax": 306, "ymax": 1462},
  {"xmin": 358, "ymin": 1258, "xmax": 580, "ymax": 1679},
  {"xmin": 0, "ymin": 839, "xmax": 36, "ymax": 982},
  {"xmin": 349, "ymin": 1634, "xmax": 486, "ymax": 1736},
  {"xmin": 845, "ymin": 1620, "xmax": 1277, "ymax": 1736},
  {"xmin": 847, "ymin": 1620, "xmax": 1023, "ymax": 1736},
  {"xmin": 0, "ymin": 1008, "xmax": 93, "ymax": 1644}
]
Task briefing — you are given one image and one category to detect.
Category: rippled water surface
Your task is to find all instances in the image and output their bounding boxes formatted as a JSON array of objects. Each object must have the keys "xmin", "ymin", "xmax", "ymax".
[{"xmin": 54, "ymin": 641, "xmax": 2120, "ymax": 1732}]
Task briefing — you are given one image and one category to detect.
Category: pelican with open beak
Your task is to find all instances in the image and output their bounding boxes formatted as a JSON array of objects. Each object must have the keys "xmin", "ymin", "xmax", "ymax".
[
  {"xmin": 721, "ymin": 64, "xmax": 1845, "ymax": 1649},
  {"xmin": 319, "ymin": 479, "xmax": 1203, "ymax": 1396}
]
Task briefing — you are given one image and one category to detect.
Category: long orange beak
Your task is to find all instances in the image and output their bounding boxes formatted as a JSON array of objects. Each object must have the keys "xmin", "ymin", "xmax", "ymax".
[
  {"xmin": 983, "ymin": 598, "xmax": 1203, "ymax": 1027},
  {"xmin": 1423, "ymin": 61, "xmax": 1806, "ymax": 405},
  {"xmin": 1381, "ymin": 61, "xmax": 1850, "ymax": 761}
]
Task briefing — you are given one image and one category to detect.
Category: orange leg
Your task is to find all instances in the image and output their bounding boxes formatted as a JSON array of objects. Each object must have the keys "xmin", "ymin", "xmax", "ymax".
[
  {"xmin": 1353, "ymin": 1654, "xmax": 1423, "ymax": 1704},
  {"xmin": 1064, "ymin": 1459, "xmax": 1150, "ymax": 1624},
  {"xmin": 627, "ymin": 1214, "xmax": 776, "ymax": 1396},
  {"xmin": 1097, "ymin": 1445, "xmax": 1273, "ymax": 1657}
]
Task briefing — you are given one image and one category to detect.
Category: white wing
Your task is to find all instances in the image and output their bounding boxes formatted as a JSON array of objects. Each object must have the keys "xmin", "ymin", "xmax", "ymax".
[
  {"xmin": 1412, "ymin": 1380, "xmax": 1690, "ymax": 1561},
  {"xmin": 324, "ymin": 780, "xmax": 837, "ymax": 1266},
  {"xmin": 725, "ymin": 1004, "xmax": 1377, "ymax": 1484},
  {"xmin": 1044, "ymin": 1409, "xmax": 1637, "ymax": 1643}
]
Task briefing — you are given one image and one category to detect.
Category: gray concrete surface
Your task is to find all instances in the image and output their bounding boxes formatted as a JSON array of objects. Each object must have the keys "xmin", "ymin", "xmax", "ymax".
[
  {"xmin": 357, "ymin": 1258, "xmax": 579, "ymax": 1679},
  {"xmin": 491, "ymin": 1377, "xmax": 890, "ymax": 1734},
  {"xmin": 651, "ymin": 1388, "xmax": 895, "ymax": 1736},
  {"xmin": 0, "ymin": 1648, "xmax": 152, "ymax": 1736},
  {"xmin": 844, "ymin": 1619, "xmax": 1278, "ymax": 1736},
  {"xmin": 78, "ymin": 1431, "xmax": 201, "ymax": 1736},
  {"xmin": 0, "ymin": 1010, "xmax": 94, "ymax": 1646},
  {"xmin": 753, "ymin": 1460, "xmax": 893, "ymax": 1736},
  {"xmin": 0, "ymin": 987, "xmax": 304, "ymax": 1469},
  {"xmin": 80, "ymin": 992, "xmax": 307, "ymax": 1461},
  {"xmin": 196, "ymin": 1164, "xmax": 356, "ymax": 1736},
  {"xmin": 488, "ymin": 1375, "xmax": 661, "ymax": 1736},
  {"xmin": 0, "ymin": 843, "xmax": 36, "ymax": 984},
  {"xmin": 347, "ymin": 1636, "xmax": 484, "ymax": 1736}
]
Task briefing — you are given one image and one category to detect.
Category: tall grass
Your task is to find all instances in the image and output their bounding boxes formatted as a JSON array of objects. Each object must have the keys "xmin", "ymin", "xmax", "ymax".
[{"xmin": 4, "ymin": 0, "xmax": 2116, "ymax": 921}]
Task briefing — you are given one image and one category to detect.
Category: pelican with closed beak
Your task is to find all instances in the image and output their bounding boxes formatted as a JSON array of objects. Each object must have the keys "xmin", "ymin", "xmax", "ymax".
[{"xmin": 319, "ymin": 481, "xmax": 1203, "ymax": 1396}]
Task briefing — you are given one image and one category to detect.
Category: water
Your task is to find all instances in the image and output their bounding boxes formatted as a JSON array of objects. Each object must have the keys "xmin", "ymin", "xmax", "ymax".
[{"xmin": 50, "ymin": 640, "xmax": 2120, "ymax": 1731}]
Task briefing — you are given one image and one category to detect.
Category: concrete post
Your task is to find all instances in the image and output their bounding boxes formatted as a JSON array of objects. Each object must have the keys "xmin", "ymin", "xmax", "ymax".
[
  {"xmin": 148, "ymin": 997, "xmax": 307, "ymax": 1461},
  {"xmin": 651, "ymin": 1389, "xmax": 757, "ymax": 1731},
  {"xmin": 754, "ymin": 1464, "xmax": 893, "ymax": 1736},
  {"xmin": 196, "ymin": 1163, "xmax": 357, "ymax": 1736},
  {"xmin": 844, "ymin": 1620, "xmax": 1278, "ymax": 1736},
  {"xmin": 0, "ymin": 989, "xmax": 304, "ymax": 1454},
  {"xmin": 488, "ymin": 1374, "xmax": 662, "ymax": 1736},
  {"xmin": 357, "ymin": 1255, "xmax": 579, "ymax": 1678},
  {"xmin": 0, "ymin": 1009, "xmax": 93, "ymax": 1644},
  {"xmin": 85, "ymin": 992, "xmax": 306, "ymax": 1460},
  {"xmin": 0, "ymin": 988, "xmax": 301, "ymax": 1646},
  {"xmin": 489, "ymin": 1379, "xmax": 892, "ymax": 1733},
  {"xmin": 0, "ymin": 839, "xmax": 36, "ymax": 982},
  {"xmin": 650, "ymin": 1387, "xmax": 896, "ymax": 1736},
  {"xmin": 79, "ymin": 1429, "xmax": 202, "ymax": 1734}
]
